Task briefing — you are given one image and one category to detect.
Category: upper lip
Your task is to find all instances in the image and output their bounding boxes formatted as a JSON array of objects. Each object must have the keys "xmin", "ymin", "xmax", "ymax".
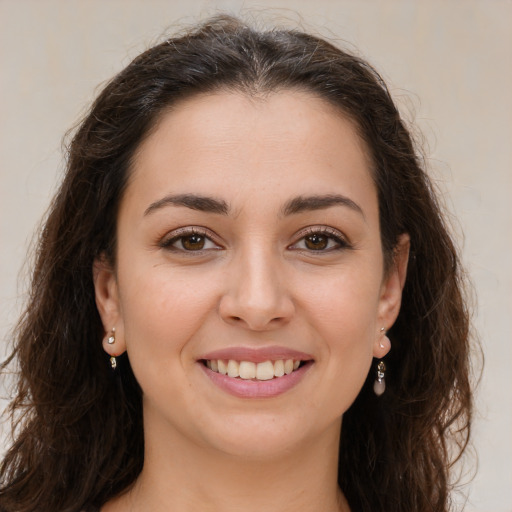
[{"xmin": 199, "ymin": 346, "xmax": 314, "ymax": 364}]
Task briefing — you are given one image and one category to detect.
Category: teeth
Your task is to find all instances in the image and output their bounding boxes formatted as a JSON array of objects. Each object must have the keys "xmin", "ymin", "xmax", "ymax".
[
  {"xmin": 205, "ymin": 358, "xmax": 304, "ymax": 380},
  {"xmin": 239, "ymin": 361, "xmax": 256, "ymax": 379},
  {"xmin": 256, "ymin": 361, "xmax": 274, "ymax": 380},
  {"xmin": 227, "ymin": 359, "xmax": 239, "ymax": 378},
  {"xmin": 274, "ymin": 359, "xmax": 285, "ymax": 377},
  {"xmin": 217, "ymin": 359, "xmax": 227, "ymax": 375}
]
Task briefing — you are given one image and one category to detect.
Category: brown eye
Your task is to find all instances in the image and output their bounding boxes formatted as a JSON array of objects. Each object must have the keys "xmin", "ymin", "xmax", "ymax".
[
  {"xmin": 304, "ymin": 233, "xmax": 328, "ymax": 250},
  {"xmin": 289, "ymin": 227, "xmax": 349, "ymax": 253},
  {"xmin": 181, "ymin": 234, "xmax": 206, "ymax": 250},
  {"xmin": 161, "ymin": 229, "xmax": 220, "ymax": 252}
]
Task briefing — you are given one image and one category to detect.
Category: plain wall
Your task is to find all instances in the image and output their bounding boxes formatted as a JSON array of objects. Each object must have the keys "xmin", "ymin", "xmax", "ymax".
[{"xmin": 1, "ymin": 1, "xmax": 511, "ymax": 510}]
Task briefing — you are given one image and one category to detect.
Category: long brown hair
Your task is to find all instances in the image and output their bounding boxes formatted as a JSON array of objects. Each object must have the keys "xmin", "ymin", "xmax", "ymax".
[{"xmin": 0, "ymin": 15, "xmax": 474, "ymax": 512}]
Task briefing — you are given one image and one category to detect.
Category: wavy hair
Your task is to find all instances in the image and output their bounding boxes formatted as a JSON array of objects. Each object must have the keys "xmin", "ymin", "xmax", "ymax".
[{"xmin": 0, "ymin": 15, "xmax": 473, "ymax": 512}]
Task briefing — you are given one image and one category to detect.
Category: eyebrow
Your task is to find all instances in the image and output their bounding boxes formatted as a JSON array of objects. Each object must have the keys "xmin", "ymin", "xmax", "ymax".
[
  {"xmin": 144, "ymin": 192, "xmax": 364, "ymax": 219},
  {"xmin": 282, "ymin": 194, "xmax": 365, "ymax": 219},
  {"xmin": 144, "ymin": 193, "xmax": 229, "ymax": 216}
]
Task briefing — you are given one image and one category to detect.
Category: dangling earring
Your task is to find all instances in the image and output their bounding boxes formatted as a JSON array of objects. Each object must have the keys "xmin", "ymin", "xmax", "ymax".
[
  {"xmin": 379, "ymin": 326, "xmax": 386, "ymax": 348},
  {"xmin": 373, "ymin": 360, "xmax": 386, "ymax": 396},
  {"xmin": 106, "ymin": 328, "xmax": 117, "ymax": 370},
  {"xmin": 107, "ymin": 327, "xmax": 116, "ymax": 344}
]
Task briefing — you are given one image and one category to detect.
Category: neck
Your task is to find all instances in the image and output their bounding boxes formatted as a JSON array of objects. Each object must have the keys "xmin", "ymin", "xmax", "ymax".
[{"xmin": 105, "ymin": 413, "xmax": 349, "ymax": 512}]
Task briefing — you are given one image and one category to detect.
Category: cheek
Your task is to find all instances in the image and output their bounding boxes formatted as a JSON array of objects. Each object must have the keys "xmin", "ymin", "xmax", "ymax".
[
  {"xmin": 299, "ymin": 263, "xmax": 381, "ymax": 338},
  {"xmin": 296, "ymin": 268, "xmax": 380, "ymax": 409},
  {"xmin": 117, "ymin": 264, "xmax": 219, "ymax": 368}
]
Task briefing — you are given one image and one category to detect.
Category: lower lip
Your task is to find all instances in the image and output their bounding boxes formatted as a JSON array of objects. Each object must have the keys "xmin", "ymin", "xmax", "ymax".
[{"xmin": 199, "ymin": 361, "xmax": 313, "ymax": 399}]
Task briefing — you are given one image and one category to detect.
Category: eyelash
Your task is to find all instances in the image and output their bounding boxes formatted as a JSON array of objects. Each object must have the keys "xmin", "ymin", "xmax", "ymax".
[
  {"xmin": 288, "ymin": 226, "xmax": 351, "ymax": 253},
  {"xmin": 159, "ymin": 226, "xmax": 351, "ymax": 254},
  {"xmin": 159, "ymin": 227, "xmax": 221, "ymax": 252}
]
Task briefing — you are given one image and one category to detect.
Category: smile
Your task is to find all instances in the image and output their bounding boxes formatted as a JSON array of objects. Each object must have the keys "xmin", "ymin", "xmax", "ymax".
[
  {"xmin": 204, "ymin": 358, "xmax": 302, "ymax": 380},
  {"xmin": 199, "ymin": 348, "xmax": 314, "ymax": 398}
]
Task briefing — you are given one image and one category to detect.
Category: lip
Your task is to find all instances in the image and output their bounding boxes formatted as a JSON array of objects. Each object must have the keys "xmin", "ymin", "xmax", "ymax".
[
  {"xmin": 199, "ymin": 360, "xmax": 313, "ymax": 398},
  {"xmin": 199, "ymin": 346, "xmax": 314, "ymax": 364}
]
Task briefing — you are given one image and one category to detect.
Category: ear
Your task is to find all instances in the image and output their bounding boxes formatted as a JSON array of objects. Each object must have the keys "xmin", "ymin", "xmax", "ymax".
[
  {"xmin": 373, "ymin": 233, "xmax": 410, "ymax": 358},
  {"xmin": 93, "ymin": 255, "xmax": 126, "ymax": 357}
]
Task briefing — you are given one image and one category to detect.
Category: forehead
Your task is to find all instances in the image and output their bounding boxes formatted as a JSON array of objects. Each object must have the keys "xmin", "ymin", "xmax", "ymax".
[{"xmin": 125, "ymin": 90, "xmax": 377, "ymax": 216}]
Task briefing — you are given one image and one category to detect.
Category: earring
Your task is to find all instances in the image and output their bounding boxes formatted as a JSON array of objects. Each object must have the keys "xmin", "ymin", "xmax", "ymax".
[
  {"xmin": 379, "ymin": 326, "xmax": 386, "ymax": 348},
  {"xmin": 373, "ymin": 360, "xmax": 386, "ymax": 396},
  {"xmin": 106, "ymin": 328, "xmax": 116, "ymax": 370},
  {"xmin": 107, "ymin": 327, "xmax": 116, "ymax": 344}
]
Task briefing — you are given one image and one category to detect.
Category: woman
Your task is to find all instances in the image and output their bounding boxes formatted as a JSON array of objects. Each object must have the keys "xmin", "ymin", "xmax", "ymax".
[{"xmin": 0, "ymin": 15, "xmax": 473, "ymax": 512}]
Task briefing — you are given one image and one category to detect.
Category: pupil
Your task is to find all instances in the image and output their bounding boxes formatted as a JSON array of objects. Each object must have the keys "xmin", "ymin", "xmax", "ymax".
[
  {"xmin": 306, "ymin": 234, "xmax": 327, "ymax": 250},
  {"xmin": 183, "ymin": 234, "xmax": 205, "ymax": 250}
]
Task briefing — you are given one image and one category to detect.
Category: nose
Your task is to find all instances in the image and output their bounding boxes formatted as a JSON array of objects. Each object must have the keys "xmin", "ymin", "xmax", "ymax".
[{"xmin": 218, "ymin": 247, "xmax": 295, "ymax": 331}]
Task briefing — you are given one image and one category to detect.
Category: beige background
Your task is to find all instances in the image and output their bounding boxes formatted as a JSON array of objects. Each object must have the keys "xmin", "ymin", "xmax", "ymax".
[{"xmin": 1, "ymin": 1, "xmax": 510, "ymax": 510}]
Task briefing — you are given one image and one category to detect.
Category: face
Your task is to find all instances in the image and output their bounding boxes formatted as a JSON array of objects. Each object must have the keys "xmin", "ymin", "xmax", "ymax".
[{"xmin": 95, "ymin": 91, "xmax": 408, "ymax": 459}]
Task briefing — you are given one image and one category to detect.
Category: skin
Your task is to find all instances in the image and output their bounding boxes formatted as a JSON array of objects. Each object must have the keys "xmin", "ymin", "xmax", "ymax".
[{"xmin": 94, "ymin": 90, "xmax": 409, "ymax": 512}]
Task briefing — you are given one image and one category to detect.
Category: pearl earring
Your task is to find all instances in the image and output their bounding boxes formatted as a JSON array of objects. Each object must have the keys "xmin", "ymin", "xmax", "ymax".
[
  {"xmin": 106, "ymin": 328, "xmax": 117, "ymax": 370},
  {"xmin": 379, "ymin": 327, "xmax": 386, "ymax": 349},
  {"xmin": 107, "ymin": 327, "xmax": 116, "ymax": 344},
  {"xmin": 374, "ymin": 327, "xmax": 388, "ymax": 395},
  {"xmin": 373, "ymin": 361, "xmax": 386, "ymax": 396}
]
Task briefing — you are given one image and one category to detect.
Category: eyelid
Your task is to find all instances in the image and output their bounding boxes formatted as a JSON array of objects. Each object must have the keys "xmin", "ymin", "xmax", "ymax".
[
  {"xmin": 158, "ymin": 224, "xmax": 351, "ymax": 253},
  {"xmin": 289, "ymin": 225, "xmax": 352, "ymax": 251},
  {"xmin": 159, "ymin": 226, "xmax": 223, "ymax": 251}
]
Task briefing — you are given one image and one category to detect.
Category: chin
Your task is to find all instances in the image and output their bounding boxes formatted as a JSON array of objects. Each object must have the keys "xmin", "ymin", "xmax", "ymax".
[{"xmin": 197, "ymin": 408, "xmax": 340, "ymax": 461}]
